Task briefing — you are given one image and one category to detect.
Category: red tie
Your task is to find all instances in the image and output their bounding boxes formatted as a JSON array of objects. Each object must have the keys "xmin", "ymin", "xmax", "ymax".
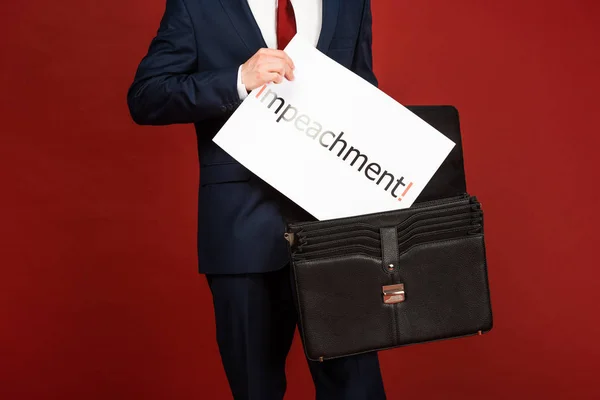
[{"xmin": 277, "ymin": 0, "xmax": 297, "ymax": 50}]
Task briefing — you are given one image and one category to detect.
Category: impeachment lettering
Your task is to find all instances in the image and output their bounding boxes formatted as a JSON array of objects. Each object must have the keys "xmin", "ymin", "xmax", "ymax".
[{"xmin": 255, "ymin": 85, "xmax": 414, "ymax": 201}]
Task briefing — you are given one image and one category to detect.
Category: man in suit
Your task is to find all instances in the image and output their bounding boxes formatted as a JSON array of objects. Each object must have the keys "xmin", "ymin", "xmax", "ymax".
[{"xmin": 127, "ymin": 0, "xmax": 385, "ymax": 398}]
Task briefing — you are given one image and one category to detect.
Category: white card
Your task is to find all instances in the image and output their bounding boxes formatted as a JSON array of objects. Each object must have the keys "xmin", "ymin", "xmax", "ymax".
[{"xmin": 213, "ymin": 35, "xmax": 455, "ymax": 220}]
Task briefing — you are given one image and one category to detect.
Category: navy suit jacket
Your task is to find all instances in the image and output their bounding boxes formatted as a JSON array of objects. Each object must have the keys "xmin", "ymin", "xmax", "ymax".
[{"xmin": 128, "ymin": 0, "xmax": 377, "ymax": 274}]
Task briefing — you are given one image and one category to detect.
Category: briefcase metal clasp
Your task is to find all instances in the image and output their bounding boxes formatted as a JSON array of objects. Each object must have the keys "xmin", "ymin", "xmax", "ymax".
[
  {"xmin": 284, "ymin": 232, "xmax": 295, "ymax": 246},
  {"xmin": 382, "ymin": 284, "xmax": 405, "ymax": 304}
]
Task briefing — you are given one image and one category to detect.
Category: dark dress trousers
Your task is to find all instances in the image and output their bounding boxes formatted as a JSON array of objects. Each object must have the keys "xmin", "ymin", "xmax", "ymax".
[{"xmin": 127, "ymin": 0, "xmax": 385, "ymax": 399}]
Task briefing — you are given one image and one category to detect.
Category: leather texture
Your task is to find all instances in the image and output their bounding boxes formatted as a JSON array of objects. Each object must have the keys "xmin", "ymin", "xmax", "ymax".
[
  {"xmin": 380, "ymin": 227, "xmax": 399, "ymax": 269},
  {"xmin": 287, "ymin": 194, "xmax": 492, "ymax": 361}
]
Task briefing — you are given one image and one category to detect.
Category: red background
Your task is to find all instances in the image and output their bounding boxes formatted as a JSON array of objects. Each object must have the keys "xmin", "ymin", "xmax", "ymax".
[{"xmin": 1, "ymin": 0, "xmax": 599, "ymax": 399}]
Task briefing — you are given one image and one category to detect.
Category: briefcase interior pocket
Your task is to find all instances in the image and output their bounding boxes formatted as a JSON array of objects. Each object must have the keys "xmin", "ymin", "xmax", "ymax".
[
  {"xmin": 397, "ymin": 224, "xmax": 482, "ymax": 255},
  {"xmin": 298, "ymin": 229, "xmax": 380, "ymax": 246},
  {"xmin": 395, "ymin": 205, "xmax": 478, "ymax": 233},
  {"xmin": 298, "ymin": 236, "xmax": 381, "ymax": 253},
  {"xmin": 297, "ymin": 222, "xmax": 378, "ymax": 238},
  {"xmin": 396, "ymin": 216, "xmax": 482, "ymax": 243},
  {"xmin": 293, "ymin": 243, "xmax": 382, "ymax": 260},
  {"xmin": 295, "ymin": 212, "xmax": 481, "ymax": 253},
  {"xmin": 288, "ymin": 195, "xmax": 477, "ymax": 240}
]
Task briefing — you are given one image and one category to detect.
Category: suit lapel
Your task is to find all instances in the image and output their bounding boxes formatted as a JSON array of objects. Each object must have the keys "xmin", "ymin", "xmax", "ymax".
[
  {"xmin": 218, "ymin": 0, "xmax": 267, "ymax": 53},
  {"xmin": 316, "ymin": 0, "xmax": 340, "ymax": 52}
]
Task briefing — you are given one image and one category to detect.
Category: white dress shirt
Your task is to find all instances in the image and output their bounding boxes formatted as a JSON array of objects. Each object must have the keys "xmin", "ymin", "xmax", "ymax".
[{"xmin": 237, "ymin": 0, "xmax": 322, "ymax": 99}]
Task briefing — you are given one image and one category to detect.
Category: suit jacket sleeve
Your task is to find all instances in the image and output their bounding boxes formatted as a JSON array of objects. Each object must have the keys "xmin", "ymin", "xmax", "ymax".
[
  {"xmin": 351, "ymin": 0, "xmax": 378, "ymax": 87},
  {"xmin": 127, "ymin": 0, "xmax": 241, "ymax": 125}
]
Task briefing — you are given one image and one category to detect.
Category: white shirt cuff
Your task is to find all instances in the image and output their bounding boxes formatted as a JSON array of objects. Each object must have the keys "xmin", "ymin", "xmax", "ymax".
[{"xmin": 237, "ymin": 65, "xmax": 248, "ymax": 100}]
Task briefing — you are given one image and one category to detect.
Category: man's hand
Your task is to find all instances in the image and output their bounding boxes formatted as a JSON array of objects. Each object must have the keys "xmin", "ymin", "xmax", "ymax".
[{"xmin": 241, "ymin": 48, "xmax": 295, "ymax": 91}]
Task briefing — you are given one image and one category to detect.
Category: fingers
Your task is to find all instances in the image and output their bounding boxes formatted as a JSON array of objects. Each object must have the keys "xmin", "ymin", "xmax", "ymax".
[
  {"xmin": 247, "ymin": 48, "xmax": 296, "ymax": 87},
  {"xmin": 283, "ymin": 64, "xmax": 294, "ymax": 81},
  {"xmin": 260, "ymin": 61, "xmax": 294, "ymax": 81},
  {"xmin": 257, "ymin": 48, "xmax": 295, "ymax": 68},
  {"xmin": 265, "ymin": 72, "xmax": 284, "ymax": 84},
  {"xmin": 256, "ymin": 48, "xmax": 295, "ymax": 73}
]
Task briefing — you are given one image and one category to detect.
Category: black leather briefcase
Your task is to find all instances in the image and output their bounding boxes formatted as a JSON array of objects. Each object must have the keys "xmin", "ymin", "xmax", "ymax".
[{"xmin": 285, "ymin": 193, "xmax": 493, "ymax": 361}]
